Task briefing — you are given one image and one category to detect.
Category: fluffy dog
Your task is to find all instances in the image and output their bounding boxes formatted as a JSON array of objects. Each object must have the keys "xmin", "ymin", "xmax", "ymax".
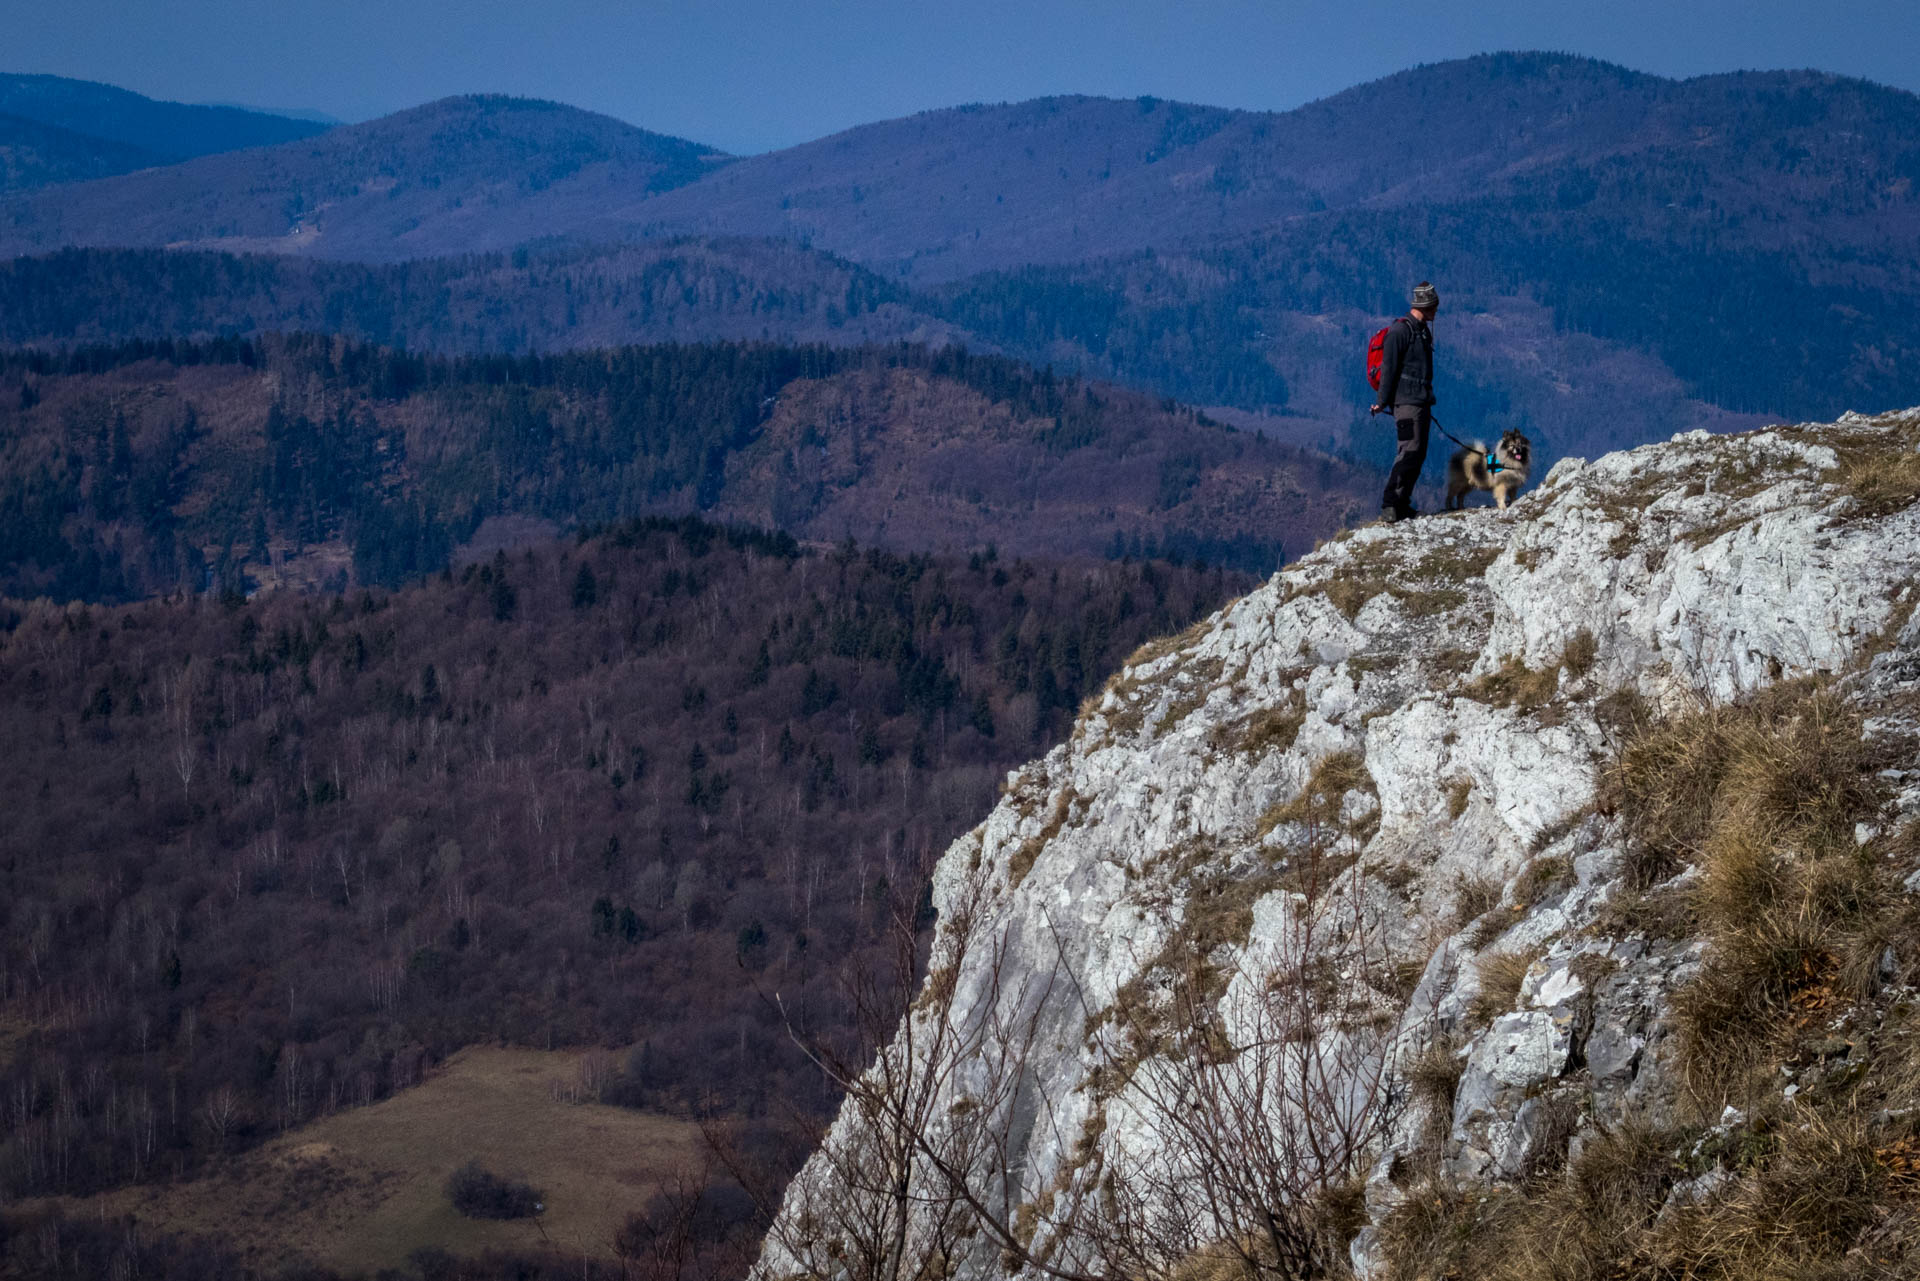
[{"xmin": 1445, "ymin": 429, "xmax": 1532, "ymax": 510}]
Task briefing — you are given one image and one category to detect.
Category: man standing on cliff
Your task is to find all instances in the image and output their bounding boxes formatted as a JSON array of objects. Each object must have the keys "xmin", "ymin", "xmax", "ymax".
[{"xmin": 1371, "ymin": 281, "xmax": 1440, "ymax": 523}]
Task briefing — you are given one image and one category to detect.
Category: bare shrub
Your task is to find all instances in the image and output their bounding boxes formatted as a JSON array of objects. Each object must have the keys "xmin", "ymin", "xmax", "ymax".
[
  {"xmin": 445, "ymin": 1160, "xmax": 543, "ymax": 1219},
  {"xmin": 761, "ymin": 821, "xmax": 1408, "ymax": 1281}
]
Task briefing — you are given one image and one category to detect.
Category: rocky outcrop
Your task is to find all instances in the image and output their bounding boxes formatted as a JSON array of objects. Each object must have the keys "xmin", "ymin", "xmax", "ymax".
[{"xmin": 759, "ymin": 409, "xmax": 1920, "ymax": 1280}]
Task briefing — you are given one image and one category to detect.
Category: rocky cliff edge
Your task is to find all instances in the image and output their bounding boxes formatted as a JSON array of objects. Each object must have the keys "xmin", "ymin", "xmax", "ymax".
[{"xmin": 758, "ymin": 409, "xmax": 1920, "ymax": 1281}]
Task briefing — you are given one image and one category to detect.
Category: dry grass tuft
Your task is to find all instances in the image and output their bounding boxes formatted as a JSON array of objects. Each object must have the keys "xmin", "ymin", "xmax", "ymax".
[
  {"xmin": 1397, "ymin": 588, "xmax": 1470, "ymax": 618},
  {"xmin": 1375, "ymin": 1122, "xmax": 1686, "ymax": 1281},
  {"xmin": 1209, "ymin": 698, "xmax": 1306, "ymax": 759},
  {"xmin": 1451, "ymin": 875, "xmax": 1501, "ymax": 933},
  {"xmin": 1510, "ymin": 856, "xmax": 1575, "ymax": 911},
  {"xmin": 1414, "ymin": 544, "xmax": 1502, "ymax": 583},
  {"xmin": 1593, "ymin": 684, "xmax": 1651, "ymax": 747},
  {"xmin": 1608, "ymin": 681, "xmax": 1867, "ymax": 868},
  {"xmin": 1007, "ymin": 787, "xmax": 1078, "ymax": 889},
  {"xmin": 1162, "ymin": 1240, "xmax": 1252, "ymax": 1281},
  {"xmin": 1445, "ymin": 776, "xmax": 1474, "ymax": 820},
  {"xmin": 1829, "ymin": 418, "xmax": 1920, "ymax": 517},
  {"xmin": 1405, "ymin": 1036, "xmax": 1465, "ymax": 1139},
  {"xmin": 1501, "ymin": 1122, "xmax": 1679, "ymax": 1278},
  {"xmin": 1589, "ymin": 884, "xmax": 1699, "ymax": 943},
  {"xmin": 1606, "ymin": 680, "xmax": 1892, "ymax": 1105},
  {"xmin": 1466, "ymin": 912, "xmax": 1514, "ymax": 951},
  {"xmin": 1122, "ymin": 617, "xmax": 1215, "ymax": 671},
  {"xmin": 1561, "ymin": 628, "xmax": 1599, "ymax": 679},
  {"xmin": 1373, "ymin": 1180, "xmax": 1524, "ymax": 1281},
  {"xmin": 1254, "ymin": 750, "xmax": 1375, "ymax": 843},
  {"xmin": 1466, "ymin": 656, "xmax": 1560, "ymax": 712},
  {"xmin": 1468, "ymin": 947, "xmax": 1541, "ymax": 1027},
  {"xmin": 1658, "ymin": 1104, "xmax": 1885, "ymax": 1275},
  {"xmin": 1324, "ymin": 575, "xmax": 1391, "ymax": 621},
  {"xmin": 1314, "ymin": 1173, "xmax": 1372, "ymax": 1260},
  {"xmin": 1165, "ymin": 1181, "xmax": 1370, "ymax": 1281}
]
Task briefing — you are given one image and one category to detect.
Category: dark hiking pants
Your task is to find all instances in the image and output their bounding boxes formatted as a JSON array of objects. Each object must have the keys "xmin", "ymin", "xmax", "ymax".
[{"xmin": 1382, "ymin": 406, "xmax": 1431, "ymax": 514}]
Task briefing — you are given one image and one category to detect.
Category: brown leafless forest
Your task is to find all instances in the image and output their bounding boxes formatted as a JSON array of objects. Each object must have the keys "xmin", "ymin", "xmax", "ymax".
[{"xmin": 0, "ymin": 516, "xmax": 1244, "ymax": 1237}]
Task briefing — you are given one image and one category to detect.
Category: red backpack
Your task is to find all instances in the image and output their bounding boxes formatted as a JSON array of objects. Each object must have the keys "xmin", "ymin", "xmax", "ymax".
[{"xmin": 1365, "ymin": 318, "xmax": 1403, "ymax": 392}]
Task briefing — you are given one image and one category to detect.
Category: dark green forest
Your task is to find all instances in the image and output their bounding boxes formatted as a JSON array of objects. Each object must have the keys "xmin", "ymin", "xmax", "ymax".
[{"xmin": 0, "ymin": 334, "xmax": 1338, "ymax": 606}]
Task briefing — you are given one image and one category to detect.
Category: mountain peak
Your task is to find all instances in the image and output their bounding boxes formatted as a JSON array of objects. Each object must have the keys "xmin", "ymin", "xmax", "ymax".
[{"xmin": 348, "ymin": 92, "xmax": 726, "ymax": 155}]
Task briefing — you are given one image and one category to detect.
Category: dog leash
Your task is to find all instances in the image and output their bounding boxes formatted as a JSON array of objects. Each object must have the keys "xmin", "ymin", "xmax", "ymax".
[
  {"xmin": 1376, "ymin": 409, "xmax": 1505, "ymax": 473},
  {"xmin": 1428, "ymin": 415, "xmax": 1471, "ymax": 451}
]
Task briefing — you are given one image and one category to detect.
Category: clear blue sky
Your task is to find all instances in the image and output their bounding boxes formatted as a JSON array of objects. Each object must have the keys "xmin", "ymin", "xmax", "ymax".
[{"xmin": 10, "ymin": 0, "xmax": 1915, "ymax": 153}]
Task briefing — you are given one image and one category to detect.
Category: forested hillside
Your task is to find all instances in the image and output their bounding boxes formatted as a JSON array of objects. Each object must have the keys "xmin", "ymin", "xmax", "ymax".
[
  {"xmin": 0, "ymin": 235, "xmax": 1797, "ymax": 475},
  {"xmin": 0, "ymin": 516, "xmax": 1243, "ymax": 1206},
  {"xmin": 0, "ymin": 94, "xmax": 722, "ymax": 260},
  {"xmin": 0, "ymin": 114, "xmax": 157, "ymax": 195},
  {"xmin": 608, "ymin": 57, "xmax": 1920, "ymax": 283},
  {"xmin": 4, "ymin": 55, "xmax": 1916, "ymax": 465},
  {"xmin": 0, "ymin": 241, "xmax": 951, "ymax": 354},
  {"xmin": 929, "ymin": 198, "xmax": 1919, "ymax": 462},
  {"xmin": 0, "ymin": 336, "xmax": 1364, "ymax": 604}
]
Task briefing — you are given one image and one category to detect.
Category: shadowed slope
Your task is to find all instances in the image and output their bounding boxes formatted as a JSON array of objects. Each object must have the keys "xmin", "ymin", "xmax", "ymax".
[
  {"xmin": 0, "ymin": 112, "xmax": 159, "ymax": 194},
  {"xmin": 0, "ymin": 72, "xmax": 329, "ymax": 164}
]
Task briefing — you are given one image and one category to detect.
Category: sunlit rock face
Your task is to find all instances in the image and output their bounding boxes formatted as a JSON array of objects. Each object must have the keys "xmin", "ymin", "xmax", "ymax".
[{"xmin": 759, "ymin": 409, "xmax": 1920, "ymax": 1281}]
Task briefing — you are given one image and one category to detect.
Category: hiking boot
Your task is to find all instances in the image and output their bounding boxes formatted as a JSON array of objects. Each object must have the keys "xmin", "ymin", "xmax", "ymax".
[{"xmin": 1378, "ymin": 506, "xmax": 1400, "ymax": 524}]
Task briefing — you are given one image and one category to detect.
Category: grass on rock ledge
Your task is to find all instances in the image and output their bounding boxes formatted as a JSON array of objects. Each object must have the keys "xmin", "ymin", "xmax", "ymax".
[{"xmin": 1375, "ymin": 674, "xmax": 1920, "ymax": 1280}]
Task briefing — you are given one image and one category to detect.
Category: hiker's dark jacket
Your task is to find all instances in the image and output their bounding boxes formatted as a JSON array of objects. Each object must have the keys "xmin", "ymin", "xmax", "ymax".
[{"xmin": 1376, "ymin": 315, "xmax": 1435, "ymax": 410}]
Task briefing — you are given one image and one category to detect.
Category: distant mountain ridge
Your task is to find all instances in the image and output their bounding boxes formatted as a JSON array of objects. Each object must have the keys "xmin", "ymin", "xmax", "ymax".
[
  {"xmin": 6, "ymin": 54, "xmax": 1916, "ymax": 277},
  {"xmin": 0, "ymin": 72, "xmax": 330, "ymax": 191},
  {"xmin": 0, "ymin": 92, "xmax": 727, "ymax": 259},
  {"xmin": 3, "ymin": 53, "xmax": 1918, "ymax": 471}
]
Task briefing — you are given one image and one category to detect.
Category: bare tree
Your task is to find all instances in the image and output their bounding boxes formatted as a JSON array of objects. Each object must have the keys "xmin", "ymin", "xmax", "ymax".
[
  {"xmin": 723, "ymin": 862, "xmax": 1057, "ymax": 1281},
  {"xmin": 753, "ymin": 821, "xmax": 1410, "ymax": 1281},
  {"xmin": 201, "ymin": 1084, "xmax": 239, "ymax": 1147},
  {"xmin": 615, "ymin": 1159, "xmax": 716, "ymax": 1281},
  {"xmin": 1084, "ymin": 876, "xmax": 1400, "ymax": 1281},
  {"xmin": 164, "ymin": 661, "xmax": 198, "ymax": 800}
]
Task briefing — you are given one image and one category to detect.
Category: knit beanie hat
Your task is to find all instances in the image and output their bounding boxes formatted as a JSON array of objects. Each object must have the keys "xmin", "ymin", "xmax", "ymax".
[{"xmin": 1410, "ymin": 282, "xmax": 1440, "ymax": 310}]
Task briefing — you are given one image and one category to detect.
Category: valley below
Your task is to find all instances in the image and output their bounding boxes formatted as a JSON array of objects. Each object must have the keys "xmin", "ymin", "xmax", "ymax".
[
  {"xmin": 3, "ymin": 45, "xmax": 1920, "ymax": 1281},
  {"xmin": 20, "ymin": 1046, "xmax": 702, "ymax": 1274}
]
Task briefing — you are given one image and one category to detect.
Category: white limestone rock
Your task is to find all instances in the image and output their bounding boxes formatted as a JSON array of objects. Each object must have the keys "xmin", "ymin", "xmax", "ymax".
[{"xmin": 756, "ymin": 409, "xmax": 1920, "ymax": 1281}]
